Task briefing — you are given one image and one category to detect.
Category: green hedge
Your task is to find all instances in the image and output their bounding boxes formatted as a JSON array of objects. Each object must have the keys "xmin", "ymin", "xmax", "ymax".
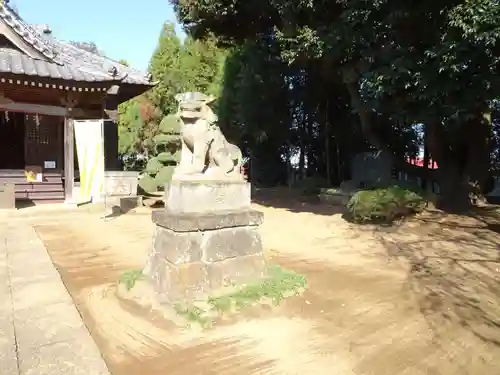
[
  {"xmin": 144, "ymin": 157, "xmax": 163, "ymax": 174},
  {"xmin": 346, "ymin": 185, "xmax": 426, "ymax": 223},
  {"xmin": 156, "ymin": 151, "xmax": 180, "ymax": 163},
  {"xmin": 159, "ymin": 114, "xmax": 182, "ymax": 133},
  {"xmin": 154, "ymin": 166, "xmax": 175, "ymax": 188},
  {"xmin": 153, "ymin": 133, "xmax": 180, "ymax": 145},
  {"xmin": 138, "ymin": 175, "xmax": 157, "ymax": 194}
]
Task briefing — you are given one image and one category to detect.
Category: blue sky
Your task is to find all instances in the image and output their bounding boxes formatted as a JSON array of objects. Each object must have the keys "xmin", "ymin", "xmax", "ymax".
[{"xmin": 14, "ymin": 0, "xmax": 184, "ymax": 72}]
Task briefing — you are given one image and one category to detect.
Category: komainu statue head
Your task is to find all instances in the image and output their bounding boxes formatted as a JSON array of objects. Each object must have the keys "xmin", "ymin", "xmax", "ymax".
[{"xmin": 174, "ymin": 92, "xmax": 217, "ymax": 124}]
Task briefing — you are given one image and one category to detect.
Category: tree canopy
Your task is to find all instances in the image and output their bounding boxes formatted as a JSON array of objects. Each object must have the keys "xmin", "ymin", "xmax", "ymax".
[
  {"xmin": 166, "ymin": 0, "xmax": 500, "ymax": 208},
  {"xmin": 117, "ymin": 22, "xmax": 227, "ymax": 176}
]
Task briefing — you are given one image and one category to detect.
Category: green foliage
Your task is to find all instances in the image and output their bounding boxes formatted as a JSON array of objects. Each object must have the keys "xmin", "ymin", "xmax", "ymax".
[
  {"xmin": 118, "ymin": 100, "xmax": 143, "ymax": 155},
  {"xmin": 170, "ymin": 0, "xmax": 500, "ymax": 206},
  {"xmin": 346, "ymin": 186, "xmax": 426, "ymax": 224},
  {"xmin": 152, "ymin": 133, "xmax": 179, "ymax": 146},
  {"xmin": 138, "ymin": 175, "xmax": 157, "ymax": 194},
  {"xmin": 159, "ymin": 114, "xmax": 182, "ymax": 133},
  {"xmin": 117, "ymin": 0, "xmax": 500, "ymax": 206},
  {"xmin": 117, "ymin": 23, "xmax": 225, "ymax": 181},
  {"xmin": 148, "ymin": 23, "xmax": 183, "ymax": 115},
  {"xmin": 117, "ymin": 24, "xmax": 228, "ymax": 192},
  {"xmin": 156, "ymin": 152, "xmax": 178, "ymax": 163},
  {"xmin": 174, "ymin": 265, "xmax": 307, "ymax": 328},
  {"xmin": 142, "ymin": 113, "xmax": 181, "ymax": 189},
  {"xmin": 117, "ymin": 97, "xmax": 162, "ymax": 172},
  {"xmin": 148, "ymin": 23, "xmax": 227, "ymax": 116},
  {"xmin": 154, "ymin": 166, "xmax": 175, "ymax": 188},
  {"xmin": 209, "ymin": 264, "xmax": 306, "ymax": 309},
  {"xmin": 118, "ymin": 269, "xmax": 144, "ymax": 291},
  {"xmin": 144, "ymin": 157, "xmax": 163, "ymax": 175}
]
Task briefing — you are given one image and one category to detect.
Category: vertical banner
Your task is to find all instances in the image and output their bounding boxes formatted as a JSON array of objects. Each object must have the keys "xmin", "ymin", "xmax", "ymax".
[{"xmin": 74, "ymin": 119, "xmax": 105, "ymax": 203}]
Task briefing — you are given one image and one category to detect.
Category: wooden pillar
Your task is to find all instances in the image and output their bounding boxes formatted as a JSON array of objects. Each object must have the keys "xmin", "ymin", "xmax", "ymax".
[{"xmin": 63, "ymin": 113, "xmax": 75, "ymax": 204}]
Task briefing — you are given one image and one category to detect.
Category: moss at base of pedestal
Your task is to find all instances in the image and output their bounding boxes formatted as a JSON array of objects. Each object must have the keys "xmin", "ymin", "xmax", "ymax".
[
  {"xmin": 173, "ymin": 264, "xmax": 307, "ymax": 329},
  {"xmin": 116, "ymin": 264, "xmax": 307, "ymax": 330},
  {"xmin": 119, "ymin": 269, "xmax": 145, "ymax": 290}
]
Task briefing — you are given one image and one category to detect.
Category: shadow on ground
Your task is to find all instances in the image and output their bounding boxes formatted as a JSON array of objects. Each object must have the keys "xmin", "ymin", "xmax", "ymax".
[
  {"xmin": 252, "ymin": 187, "xmax": 345, "ymax": 216},
  {"xmin": 376, "ymin": 207, "xmax": 500, "ymax": 349},
  {"xmin": 34, "ymin": 224, "xmax": 133, "ymax": 289}
]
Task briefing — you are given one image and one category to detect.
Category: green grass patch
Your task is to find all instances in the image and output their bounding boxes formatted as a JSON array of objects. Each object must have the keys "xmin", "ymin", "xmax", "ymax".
[
  {"xmin": 174, "ymin": 265, "xmax": 307, "ymax": 328},
  {"xmin": 118, "ymin": 269, "xmax": 145, "ymax": 290}
]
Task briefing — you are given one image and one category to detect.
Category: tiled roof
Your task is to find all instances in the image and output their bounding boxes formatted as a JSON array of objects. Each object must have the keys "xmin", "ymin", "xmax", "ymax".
[
  {"xmin": 0, "ymin": 47, "xmax": 121, "ymax": 82},
  {"xmin": 0, "ymin": 4, "xmax": 152, "ymax": 85},
  {"xmin": 53, "ymin": 39, "xmax": 152, "ymax": 85},
  {"xmin": 0, "ymin": 4, "xmax": 59, "ymax": 62}
]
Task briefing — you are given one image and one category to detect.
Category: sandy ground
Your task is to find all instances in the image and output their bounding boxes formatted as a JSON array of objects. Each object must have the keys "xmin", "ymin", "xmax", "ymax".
[{"xmin": 15, "ymin": 196, "xmax": 500, "ymax": 375}]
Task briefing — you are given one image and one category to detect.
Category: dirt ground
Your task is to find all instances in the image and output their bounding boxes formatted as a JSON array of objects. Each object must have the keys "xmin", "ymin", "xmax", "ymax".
[{"xmin": 18, "ymin": 195, "xmax": 500, "ymax": 375}]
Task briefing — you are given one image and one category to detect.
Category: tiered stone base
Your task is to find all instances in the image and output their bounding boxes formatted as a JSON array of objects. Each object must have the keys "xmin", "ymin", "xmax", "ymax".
[{"xmin": 144, "ymin": 180, "xmax": 266, "ymax": 304}]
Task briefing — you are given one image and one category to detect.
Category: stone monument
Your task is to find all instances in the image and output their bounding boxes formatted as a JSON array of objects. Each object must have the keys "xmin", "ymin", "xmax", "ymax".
[
  {"xmin": 488, "ymin": 177, "xmax": 500, "ymax": 196},
  {"xmin": 350, "ymin": 151, "xmax": 393, "ymax": 187},
  {"xmin": 144, "ymin": 92, "xmax": 266, "ymax": 304}
]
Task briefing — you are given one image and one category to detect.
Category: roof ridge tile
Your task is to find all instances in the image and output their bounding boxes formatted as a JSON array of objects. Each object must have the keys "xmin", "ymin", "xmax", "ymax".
[{"xmin": 0, "ymin": 3, "xmax": 62, "ymax": 64}]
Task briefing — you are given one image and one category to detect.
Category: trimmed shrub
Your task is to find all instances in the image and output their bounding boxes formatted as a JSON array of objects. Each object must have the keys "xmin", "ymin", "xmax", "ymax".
[
  {"xmin": 154, "ymin": 166, "xmax": 175, "ymax": 187},
  {"xmin": 153, "ymin": 133, "xmax": 179, "ymax": 146},
  {"xmin": 142, "ymin": 114, "xmax": 181, "ymax": 191},
  {"xmin": 138, "ymin": 175, "xmax": 157, "ymax": 194},
  {"xmin": 346, "ymin": 185, "xmax": 426, "ymax": 223},
  {"xmin": 158, "ymin": 114, "xmax": 182, "ymax": 133},
  {"xmin": 156, "ymin": 151, "xmax": 179, "ymax": 163},
  {"xmin": 144, "ymin": 157, "xmax": 163, "ymax": 174}
]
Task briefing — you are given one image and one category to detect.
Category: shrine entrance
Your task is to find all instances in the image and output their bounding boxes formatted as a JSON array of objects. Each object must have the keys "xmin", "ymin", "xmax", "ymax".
[{"xmin": 0, "ymin": 111, "xmax": 25, "ymax": 169}]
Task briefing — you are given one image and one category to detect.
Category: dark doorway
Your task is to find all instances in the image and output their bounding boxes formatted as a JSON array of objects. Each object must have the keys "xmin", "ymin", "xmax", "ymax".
[{"xmin": 0, "ymin": 111, "xmax": 25, "ymax": 169}]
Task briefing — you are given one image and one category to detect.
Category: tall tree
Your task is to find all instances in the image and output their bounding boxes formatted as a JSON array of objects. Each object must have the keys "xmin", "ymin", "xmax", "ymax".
[
  {"xmin": 218, "ymin": 39, "xmax": 292, "ymax": 184},
  {"xmin": 148, "ymin": 22, "xmax": 183, "ymax": 115},
  {"xmin": 118, "ymin": 22, "xmax": 228, "ymax": 185},
  {"xmin": 170, "ymin": 0, "xmax": 500, "ymax": 208}
]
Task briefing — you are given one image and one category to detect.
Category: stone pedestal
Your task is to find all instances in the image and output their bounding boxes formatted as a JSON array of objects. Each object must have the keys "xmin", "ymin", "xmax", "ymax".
[
  {"xmin": 0, "ymin": 183, "xmax": 15, "ymax": 209},
  {"xmin": 144, "ymin": 180, "xmax": 266, "ymax": 304}
]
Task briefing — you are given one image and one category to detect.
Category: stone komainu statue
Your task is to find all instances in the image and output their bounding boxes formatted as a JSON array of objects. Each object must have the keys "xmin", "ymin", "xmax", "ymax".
[{"xmin": 172, "ymin": 92, "xmax": 243, "ymax": 180}]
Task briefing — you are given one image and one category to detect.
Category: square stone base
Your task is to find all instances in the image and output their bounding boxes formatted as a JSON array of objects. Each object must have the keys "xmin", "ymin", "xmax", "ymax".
[
  {"xmin": 144, "ymin": 209, "xmax": 266, "ymax": 304},
  {"xmin": 165, "ymin": 180, "xmax": 251, "ymax": 213},
  {"xmin": 146, "ymin": 253, "xmax": 266, "ymax": 303}
]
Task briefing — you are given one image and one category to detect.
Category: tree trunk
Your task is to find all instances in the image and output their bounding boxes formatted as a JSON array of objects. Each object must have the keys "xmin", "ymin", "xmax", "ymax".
[
  {"xmin": 325, "ymin": 99, "xmax": 331, "ymax": 185},
  {"xmin": 435, "ymin": 162, "xmax": 471, "ymax": 211},
  {"xmin": 422, "ymin": 125, "xmax": 430, "ymax": 191},
  {"xmin": 336, "ymin": 136, "xmax": 342, "ymax": 183},
  {"xmin": 287, "ymin": 142, "xmax": 293, "ymax": 188},
  {"xmin": 427, "ymin": 120, "xmax": 472, "ymax": 211},
  {"xmin": 342, "ymin": 72, "xmax": 386, "ymax": 151},
  {"xmin": 299, "ymin": 114, "xmax": 306, "ymax": 179},
  {"xmin": 306, "ymin": 119, "xmax": 314, "ymax": 175},
  {"xmin": 464, "ymin": 112, "xmax": 491, "ymax": 197}
]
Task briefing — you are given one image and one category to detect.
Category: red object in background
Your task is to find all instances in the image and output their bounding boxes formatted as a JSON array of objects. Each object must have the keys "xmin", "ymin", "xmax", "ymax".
[
  {"xmin": 241, "ymin": 165, "xmax": 248, "ymax": 181},
  {"xmin": 407, "ymin": 157, "xmax": 438, "ymax": 169}
]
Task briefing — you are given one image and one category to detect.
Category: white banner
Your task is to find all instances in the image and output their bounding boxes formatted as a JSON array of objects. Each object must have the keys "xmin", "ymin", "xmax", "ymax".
[{"xmin": 74, "ymin": 119, "xmax": 104, "ymax": 203}]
